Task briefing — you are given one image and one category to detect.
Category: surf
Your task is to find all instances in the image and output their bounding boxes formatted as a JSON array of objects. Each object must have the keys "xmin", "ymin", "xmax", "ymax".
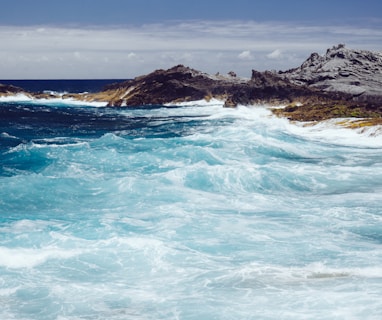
[{"xmin": 1, "ymin": 97, "xmax": 382, "ymax": 319}]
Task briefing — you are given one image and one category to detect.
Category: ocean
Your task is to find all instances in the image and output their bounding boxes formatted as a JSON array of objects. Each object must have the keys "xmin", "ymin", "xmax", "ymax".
[
  {"xmin": 0, "ymin": 79, "xmax": 127, "ymax": 94},
  {"xmin": 1, "ymin": 81, "xmax": 382, "ymax": 319}
]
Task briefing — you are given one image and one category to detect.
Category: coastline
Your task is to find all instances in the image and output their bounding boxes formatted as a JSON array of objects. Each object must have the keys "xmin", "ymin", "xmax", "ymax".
[
  {"xmin": 2, "ymin": 92, "xmax": 382, "ymax": 137},
  {"xmin": 1, "ymin": 45, "xmax": 381, "ymax": 128}
]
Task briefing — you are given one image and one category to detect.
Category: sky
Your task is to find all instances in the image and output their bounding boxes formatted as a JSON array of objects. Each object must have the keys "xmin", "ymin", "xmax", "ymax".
[{"xmin": 0, "ymin": 0, "xmax": 381, "ymax": 79}]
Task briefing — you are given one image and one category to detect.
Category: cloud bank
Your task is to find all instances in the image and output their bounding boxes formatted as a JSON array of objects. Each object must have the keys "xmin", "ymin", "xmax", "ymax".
[{"xmin": 0, "ymin": 21, "xmax": 381, "ymax": 78}]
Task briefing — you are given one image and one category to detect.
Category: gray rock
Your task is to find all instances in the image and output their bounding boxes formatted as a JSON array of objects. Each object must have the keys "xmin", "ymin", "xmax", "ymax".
[{"xmin": 280, "ymin": 44, "xmax": 382, "ymax": 101}]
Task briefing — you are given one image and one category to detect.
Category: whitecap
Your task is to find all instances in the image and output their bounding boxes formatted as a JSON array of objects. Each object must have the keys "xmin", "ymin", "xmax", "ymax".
[
  {"xmin": 0, "ymin": 132, "xmax": 19, "ymax": 139},
  {"xmin": 221, "ymin": 104, "xmax": 382, "ymax": 147},
  {"xmin": 0, "ymin": 246, "xmax": 82, "ymax": 269},
  {"xmin": 30, "ymin": 97, "xmax": 108, "ymax": 107},
  {"xmin": 165, "ymin": 98, "xmax": 225, "ymax": 107},
  {"xmin": 0, "ymin": 93, "xmax": 108, "ymax": 107},
  {"xmin": 0, "ymin": 93, "xmax": 32, "ymax": 102},
  {"xmin": 280, "ymin": 116, "xmax": 382, "ymax": 147}
]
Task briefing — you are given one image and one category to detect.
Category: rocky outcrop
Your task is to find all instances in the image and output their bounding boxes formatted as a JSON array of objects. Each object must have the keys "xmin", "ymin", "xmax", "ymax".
[
  {"xmin": 74, "ymin": 65, "xmax": 248, "ymax": 107},
  {"xmin": 0, "ymin": 83, "xmax": 28, "ymax": 96},
  {"xmin": 280, "ymin": 44, "xmax": 382, "ymax": 102},
  {"xmin": 0, "ymin": 84, "xmax": 55, "ymax": 99},
  {"xmin": 83, "ymin": 44, "xmax": 382, "ymax": 110},
  {"xmin": 66, "ymin": 56, "xmax": 382, "ymax": 122},
  {"xmin": 76, "ymin": 64, "xmax": 326, "ymax": 108},
  {"xmin": 272, "ymin": 44, "xmax": 382, "ymax": 122}
]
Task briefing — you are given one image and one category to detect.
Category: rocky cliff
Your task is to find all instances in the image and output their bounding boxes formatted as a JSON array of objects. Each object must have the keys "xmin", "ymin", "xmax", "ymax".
[{"xmin": 280, "ymin": 44, "xmax": 382, "ymax": 102}]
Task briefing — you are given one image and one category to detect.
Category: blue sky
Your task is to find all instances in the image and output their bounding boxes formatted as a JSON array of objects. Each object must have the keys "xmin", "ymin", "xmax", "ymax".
[
  {"xmin": 1, "ymin": 0, "xmax": 381, "ymax": 26},
  {"xmin": 1, "ymin": 0, "xmax": 381, "ymax": 78}
]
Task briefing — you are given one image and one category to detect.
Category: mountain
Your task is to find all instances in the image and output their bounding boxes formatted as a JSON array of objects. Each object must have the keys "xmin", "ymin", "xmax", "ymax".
[{"xmin": 279, "ymin": 44, "xmax": 382, "ymax": 102}]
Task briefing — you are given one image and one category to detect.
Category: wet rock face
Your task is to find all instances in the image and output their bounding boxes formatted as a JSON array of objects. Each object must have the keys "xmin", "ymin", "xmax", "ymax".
[{"xmin": 280, "ymin": 44, "xmax": 382, "ymax": 101}]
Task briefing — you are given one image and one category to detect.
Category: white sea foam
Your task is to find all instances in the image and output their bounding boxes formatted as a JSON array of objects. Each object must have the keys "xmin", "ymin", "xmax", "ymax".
[
  {"xmin": 1, "ymin": 99, "xmax": 382, "ymax": 320},
  {"xmin": 165, "ymin": 98, "xmax": 225, "ymax": 107},
  {"xmin": 229, "ymin": 104, "xmax": 382, "ymax": 146},
  {"xmin": 0, "ymin": 93, "xmax": 32, "ymax": 102},
  {"xmin": 0, "ymin": 219, "xmax": 52, "ymax": 233},
  {"xmin": 288, "ymin": 117, "xmax": 382, "ymax": 146},
  {"xmin": 0, "ymin": 246, "xmax": 82, "ymax": 269},
  {"xmin": 0, "ymin": 93, "xmax": 108, "ymax": 107},
  {"xmin": 33, "ymin": 97, "xmax": 108, "ymax": 107}
]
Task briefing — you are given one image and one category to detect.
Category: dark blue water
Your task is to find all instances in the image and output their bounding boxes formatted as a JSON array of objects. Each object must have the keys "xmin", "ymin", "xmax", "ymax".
[
  {"xmin": 0, "ymin": 79, "xmax": 126, "ymax": 93},
  {"xmin": 1, "ymin": 85, "xmax": 382, "ymax": 319}
]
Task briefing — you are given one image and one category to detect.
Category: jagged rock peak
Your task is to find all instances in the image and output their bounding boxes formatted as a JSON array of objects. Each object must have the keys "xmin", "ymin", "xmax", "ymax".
[
  {"xmin": 153, "ymin": 64, "xmax": 210, "ymax": 78},
  {"xmin": 166, "ymin": 64, "xmax": 198, "ymax": 73},
  {"xmin": 290, "ymin": 44, "xmax": 382, "ymax": 74},
  {"xmin": 325, "ymin": 43, "xmax": 382, "ymax": 61},
  {"xmin": 280, "ymin": 44, "xmax": 382, "ymax": 99}
]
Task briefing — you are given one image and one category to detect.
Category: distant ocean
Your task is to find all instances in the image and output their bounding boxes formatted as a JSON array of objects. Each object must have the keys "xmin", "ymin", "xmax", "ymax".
[
  {"xmin": 1, "ymin": 80, "xmax": 382, "ymax": 319},
  {"xmin": 0, "ymin": 79, "xmax": 127, "ymax": 93}
]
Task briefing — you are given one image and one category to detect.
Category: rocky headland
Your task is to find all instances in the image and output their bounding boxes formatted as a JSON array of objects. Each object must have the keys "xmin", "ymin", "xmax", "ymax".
[
  {"xmin": 280, "ymin": 44, "xmax": 382, "ymax": 101},
  {"xmin": 67, "ymin": 65, "xmax": 324, "ymax": 108},
  {"xmin": 1, "ymin": 44, "xmax": 382, "ymax": 125},
  {"xmin": 274, "ymin": 44, "xmax": 382, "ymax": 124}
]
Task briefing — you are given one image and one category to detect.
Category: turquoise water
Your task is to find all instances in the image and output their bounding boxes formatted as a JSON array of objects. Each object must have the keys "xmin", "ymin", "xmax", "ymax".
[{"xmin": 1, "ymin": 98, "xmax": 382, "ymax": 319}]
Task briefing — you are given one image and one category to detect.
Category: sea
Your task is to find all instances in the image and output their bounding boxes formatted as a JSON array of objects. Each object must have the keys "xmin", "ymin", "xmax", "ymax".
[{"xmin": 1, "ymin": 80, "xmax": 382, "ymax": 320}]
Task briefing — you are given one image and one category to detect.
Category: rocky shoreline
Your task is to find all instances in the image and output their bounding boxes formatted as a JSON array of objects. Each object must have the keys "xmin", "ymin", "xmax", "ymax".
[
  {"xmin": 1, "ymin": 45, "xmax": 382, "ymax": 125},
  {"xmin": 0, "ymin": 83, "xmax": 27, "ymax": 97}
]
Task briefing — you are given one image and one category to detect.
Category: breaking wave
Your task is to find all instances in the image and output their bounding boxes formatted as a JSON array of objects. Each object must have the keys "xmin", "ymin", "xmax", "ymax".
[{"xmin": 1, "ymin": 99, "xmax": 382, "ymax": 319}]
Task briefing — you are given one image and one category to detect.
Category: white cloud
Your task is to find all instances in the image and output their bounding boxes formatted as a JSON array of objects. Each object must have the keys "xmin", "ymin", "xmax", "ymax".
[
  {"xmin": 0, "ymin": 21, "xmax": 381, "ymax": 78},
  {"xmin": 267, "ymin": 49, "xmax": 283, "ymax": 59},
  {"xmin": 238, "ymin": 50, "xmax": 254, "ymax": 60},
  {"xmin": 127, "ymin": 52, "xmax": 137, "ymax": 59}
]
